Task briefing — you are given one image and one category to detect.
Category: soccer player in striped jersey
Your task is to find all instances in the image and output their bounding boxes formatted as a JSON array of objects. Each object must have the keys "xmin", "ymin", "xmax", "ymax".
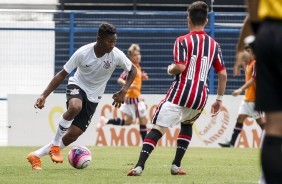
[
  {"xmin": 127, "ymin": 1, "xmax": 227, "ymax": 176},
  {"xmin": 219, "ymin": 45, "xmax": 264, "ymax": 148},
  {"xmin": 27, "ymin": 22, "xmax": 137, "ymax": 170},
  {"xmin": 97, "ymin": 44, "xmax": 149, "ymax": 141}
]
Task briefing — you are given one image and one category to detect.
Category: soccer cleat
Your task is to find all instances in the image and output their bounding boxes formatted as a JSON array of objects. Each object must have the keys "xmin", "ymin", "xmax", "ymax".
[
  {"xmin": 127, "ymin": 166, "xmax": 142, "ymax": 176},
  {"xmin": 96, "ymin": 116, "xmax": 108, "ymax": 132},
  {"xmin": 218, "ymin": 137, "xmax": 234, "ymax": 148},
  {"xmin": 171, "ymin": 164, "xmax": 186, "ymax": 175},
  {"xmin": 218, "ymin": 142, "xmax": 233, "ymax": 148},
  {"xmin": 27, "ymin": 152, "xmax": 42, "ymax": 170},
  {"xmin": 49, "ymin": 146, "xmax": 64, "ymax": 163}
]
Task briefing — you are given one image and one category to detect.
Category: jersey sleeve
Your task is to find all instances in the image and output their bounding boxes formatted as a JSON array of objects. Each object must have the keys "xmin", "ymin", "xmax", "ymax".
[
  {"xmin": 116, "ymin": 49, "xmax": 132, "ymax": 72},
  {"xmin": 63, "ymin": 50, "xmax": 82, "ymax": 74},
  {"xmin": 212, "ymin": 44, "xmax": 225, "ymax": 73},
  {"xmin": 174, "ymin": 37, "xmax": 186, "ymax": 65}
]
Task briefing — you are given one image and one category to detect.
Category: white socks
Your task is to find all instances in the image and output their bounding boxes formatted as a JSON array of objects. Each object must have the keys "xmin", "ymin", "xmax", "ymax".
[
  {"xmin": 33, "ymin": 141, "xmax": 67, "ymax": 158},
  {"xmin": 60, "ymin": 140, "xmax": 66, "ymax": 149},
  {"xmin": 52, "ymin": 116, "xmax": 73, "ymax": 146},
  {"xmin": 33, "ymin": 116, "xmax": 72, "ymax": 158},
  {"xmin": 34, "ymin": 142, "xmax": 52, "ymax": 158}
]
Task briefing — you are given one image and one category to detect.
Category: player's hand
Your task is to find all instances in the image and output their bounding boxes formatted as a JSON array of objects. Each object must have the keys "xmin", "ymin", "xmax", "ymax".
[
  {"xmin": 142, "ymin": 71, "xmax": 149, "ymax": 80},
  {"xmin": 112, "ymin": 90, "xmax": 126, "ymax": 108},
  {"xmin": 232, "ymin": 89, "xmax": 242, "ymax": 96},
  {"xmin": 211, "ymin": 100, "xmax": 222, "ymax": 117},
  {"xmin": 233, "ymin": 50, "xmax": 249, "ymax": 76},
  {"xmin": 129, "ymin": 84, "xmax": 136, "ymax": 89},
  {"xmin": 167, "ymin": 64, "xmax": 175, "ymax": 75},
  {"xmin": 34, "ymin": 95, "xmax": 46, "ymax": 109}
]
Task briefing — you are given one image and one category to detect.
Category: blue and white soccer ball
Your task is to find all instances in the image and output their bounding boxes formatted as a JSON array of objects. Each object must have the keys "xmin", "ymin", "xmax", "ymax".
[{"xmin": 68, "ymin": 146, "xmax": 92, "ymax": 169}]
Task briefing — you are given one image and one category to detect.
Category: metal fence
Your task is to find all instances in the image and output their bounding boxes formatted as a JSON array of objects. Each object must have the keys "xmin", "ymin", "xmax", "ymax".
[{"xmin": 52, "ymin": 11, "xmax": 246, "ymax": 95}]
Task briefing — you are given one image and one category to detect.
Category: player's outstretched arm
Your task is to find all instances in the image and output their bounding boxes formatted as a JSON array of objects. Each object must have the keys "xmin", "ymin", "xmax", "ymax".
[
  {"xmin": 216, "ymin": 69, "xmax": 227, "ymax": 97},
  {"xmin": 34, "ymin": 69, "xmax": 69, "ymax": 109},
  {"xmin": 233, "ymin": 16, "xmax": 253, "ymax": 76},
  {"xmin": 234, "ymin": 0, "xmax": 260, "ymax": 76},
  {"xmin": 232, "ymin": 77, "xmax": 255, "ymax": 96},
  {"xmin": 112, "ymin": 65, "xmax": 137, "ymax": 108},
  {"xmin": 211, "ymin": 69, "xmax": 227, "ymax": 116}
]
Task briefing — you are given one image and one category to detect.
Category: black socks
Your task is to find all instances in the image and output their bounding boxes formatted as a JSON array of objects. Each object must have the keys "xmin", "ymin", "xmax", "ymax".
[
  {"xmin": 230, "ymin": 122, "xmax": 243, "ymax": 146},
  {"xmin": 107, "ymin": 118, "xmax": 125, "ymax": 125},
  {"xmin": 136, "ymin": 129, "xmax": 163, "ymax": 169},
  {"xmin": 261, "ymin": 135, "xmax": 282, "ymax": 184},
  {"xmin": 172, "ymin": 123, "xmax": 192, "ymax": 167}
]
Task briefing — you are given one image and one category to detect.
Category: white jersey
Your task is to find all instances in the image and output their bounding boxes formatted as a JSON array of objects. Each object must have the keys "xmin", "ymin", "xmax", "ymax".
[{"xmin": 63, "ymin": 42, "xmax": 132, "ymax": 103}]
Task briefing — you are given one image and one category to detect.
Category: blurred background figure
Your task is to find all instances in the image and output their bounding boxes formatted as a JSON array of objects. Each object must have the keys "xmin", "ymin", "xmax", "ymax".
[
  {"xmin": 97, "ymin": 43, "xmax": 149, "ymax": 141},
  {"xmin": 219, "ymin": 44, "xmax": 264, "ymax": 148},
  {"xmin": 233, "ymin": 0, "xmax": 282, "ymax": 183}
]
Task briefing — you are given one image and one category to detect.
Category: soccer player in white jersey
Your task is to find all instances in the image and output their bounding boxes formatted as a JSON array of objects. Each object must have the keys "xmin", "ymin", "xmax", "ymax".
[
  {"xmin": 127, "ymin": 1, "xmax": 227, "ymax": 176},
  {"xmin": 27, "ymin": 22, "xmax": 137, "ymax": 170}
]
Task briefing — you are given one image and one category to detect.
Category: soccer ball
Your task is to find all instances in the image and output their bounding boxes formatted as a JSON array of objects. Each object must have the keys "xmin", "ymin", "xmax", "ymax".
[{"xmin": 68, "ymin": 146, "xmax": 92, "ymax": 169}]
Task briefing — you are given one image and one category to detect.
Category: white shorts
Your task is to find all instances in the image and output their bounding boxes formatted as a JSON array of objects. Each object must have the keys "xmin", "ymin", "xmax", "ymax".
[
  {"xmin": 152, "ymin": 101, "xmax": 202, "ymax": 128},
  {"xmin": 238, "ymin": 101, "xmax": 261, "ymax": 119},
  {"xmin": 120, "ymin": 100, "xmax": 147, "ymax": 119}
]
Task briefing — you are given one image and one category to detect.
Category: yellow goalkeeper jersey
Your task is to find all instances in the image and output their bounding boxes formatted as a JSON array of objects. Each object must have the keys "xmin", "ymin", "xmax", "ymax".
[{"xmin": 259, "ymin": 0, "xmax": 282, "ymax": 20}]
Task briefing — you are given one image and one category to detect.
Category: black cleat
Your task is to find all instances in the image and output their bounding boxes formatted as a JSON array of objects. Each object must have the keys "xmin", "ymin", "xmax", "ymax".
[{"xmin": 218, "ymin": 142, "xmax": 233, "ymax": 147}]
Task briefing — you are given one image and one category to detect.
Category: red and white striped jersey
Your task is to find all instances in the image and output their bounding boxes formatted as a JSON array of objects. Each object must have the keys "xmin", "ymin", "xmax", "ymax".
[{"xmin": 165, "ymin": 31, "xmax": 225, "ymax": 110}]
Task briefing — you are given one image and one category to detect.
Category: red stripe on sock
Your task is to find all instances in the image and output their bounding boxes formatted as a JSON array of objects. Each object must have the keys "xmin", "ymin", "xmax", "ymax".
[
  {"xmin": 144, "ymin": 138, "xmax": 157, "ymax": 147},
  {"xmin": 178, "ymin": 134, "xmax": 191, "ymax": 141}
]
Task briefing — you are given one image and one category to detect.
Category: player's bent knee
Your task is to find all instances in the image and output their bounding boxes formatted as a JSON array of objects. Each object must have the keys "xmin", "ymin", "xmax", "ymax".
[
  {"xmin": 67, "ymin": 106, "xmax": 82, "ymax": 117},
  {"xmin": 69, "ymin": 105, "xmax": 82, "ymax": 113},
  {"xmin": 124, "ymin": 119, "xmax": 133, "ymax": 125}
]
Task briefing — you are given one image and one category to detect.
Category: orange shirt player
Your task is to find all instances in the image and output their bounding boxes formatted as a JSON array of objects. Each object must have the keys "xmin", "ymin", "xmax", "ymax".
[
  {"xmin": 97, "ymin": 43, "xmax": 149, "ymax": 141},
  {"xmin": 219, "ymin": 45, "xmax": 264, "ymax": 147}
]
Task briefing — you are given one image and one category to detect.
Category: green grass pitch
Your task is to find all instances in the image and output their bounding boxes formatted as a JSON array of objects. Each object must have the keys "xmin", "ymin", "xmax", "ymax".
[{"xmin": 0, "ymin": 147, "xmax": 261, "ymax": 184}]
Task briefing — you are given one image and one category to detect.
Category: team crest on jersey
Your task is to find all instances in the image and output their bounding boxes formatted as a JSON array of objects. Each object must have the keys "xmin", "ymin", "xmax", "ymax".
[{"xmin": 103, "ymin": 60, "xmax": 112, "ymax": 70}]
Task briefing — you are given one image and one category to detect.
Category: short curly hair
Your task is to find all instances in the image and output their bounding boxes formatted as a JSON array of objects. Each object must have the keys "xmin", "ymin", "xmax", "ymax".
[{"xmin": 97, "ymin": 22, "xmax": 116, "ymax": 37}]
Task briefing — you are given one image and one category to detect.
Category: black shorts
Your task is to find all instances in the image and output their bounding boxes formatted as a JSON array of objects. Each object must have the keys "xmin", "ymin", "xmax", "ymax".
[
  {"xmin": 66, "ymin": 84, "xmax": 98, "ymax": 131},
  {"xmin": 254, "ymin": 19, "xmax": 282, "ymax": 112}
]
